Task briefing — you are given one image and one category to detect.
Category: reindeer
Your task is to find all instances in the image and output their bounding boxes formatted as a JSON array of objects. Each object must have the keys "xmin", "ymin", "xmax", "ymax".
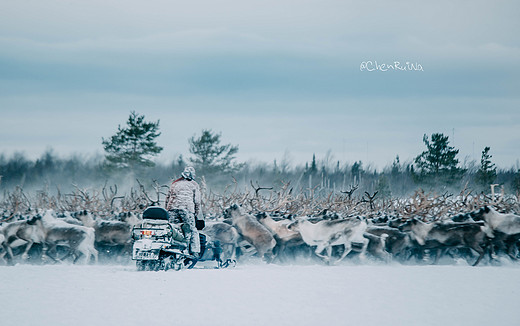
[
  {"xmin": 204, "ymin": 221, "xmax": 240, "ymax": 262},
  {"xmin": 92, "ymin": 212, "xmax": 140, "ymax": 242},
  {"xmin": 288, "ymin": 217, "xmax": 368, "ymax": 264},
  {"xmin": 470, "ymin": 206, "xmax": 520, "ymax": 235},
  {"xmin": 71, "ymin": 210, "xmax": 141, "ymax": 260},
  {"xmin": 398, "ymin": 218, "xmax": 487, "ymax": 266},
  {"xmin": 256, "ymin": 212, "xmax": 305, "ymax": 261},
  {"xmin": 0, "ymin": 215, "xmax": 45, "ymax": 262},
  {"xmin": 223, "ymin": 204, "xmax": 276, "ymax": 262},
  {"xmin": 40, "ymin": 210, "xmax": 98, "ymax": 264},
  {"xmin": 363, "ymin": 232, "xmax": 391, "ymax": 261},
  {"xmin": 470, "ymin": 206, "xmax": 520, "ymax": 260},
  {"xmin": 365, "ymin": 225, "xmax": 411, "ymax": 260}
]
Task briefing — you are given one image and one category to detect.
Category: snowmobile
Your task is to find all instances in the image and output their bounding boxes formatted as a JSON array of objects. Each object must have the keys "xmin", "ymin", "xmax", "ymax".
[{"xmin": 132, "ymin": 206, "xmax": 235, "ymax": 271}]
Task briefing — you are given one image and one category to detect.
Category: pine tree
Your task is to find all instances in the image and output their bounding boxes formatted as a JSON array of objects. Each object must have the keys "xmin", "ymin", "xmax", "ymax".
[
  {"xmin": 376, "ymin": 174, "xmax": 391, "ymax": 198},
  {"xmin": 102, "ymin": 111, "xmax": 163, "ymax": 170},
  {"xmin": 391, "ymin": 155, "xmax": 400, "ymax": 177},
  {"xmin": 475, "ymin": 147, "xmax": 497, "ymax": 187},
  {"xmin": 188, "ymin": 129, "xmax": 242, "ymax": 173},
  {"xmin": 310, "ymin": 154, "xmax": 318, "ymax": 174},
  {"xmin": 413, "ymin": 133, "xmax": 465, "ymax": 186},
  {"xmin": 176, "ymin": 154, "xmax": 185, "ymax": 168},
  {"xmin": 351, "ymin": 161, "xmax": 363, "ymax": 178}
]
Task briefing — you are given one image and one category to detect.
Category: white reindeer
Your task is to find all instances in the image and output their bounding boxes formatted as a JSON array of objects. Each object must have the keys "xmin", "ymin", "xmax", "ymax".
[
  {"xmin": 471, "ymin": 206, "xmax": 520, "ymax": 236},
  {"xmin": 41, "ymin": 210, "xmax": 98, "ymax": 264},
  {"xmin": 0, "ymin": 215, "xmax": 45, "ymax": 261},
  {"xmin": 288, "ymin": 217, "xmax": 368, "ymax": 264}
]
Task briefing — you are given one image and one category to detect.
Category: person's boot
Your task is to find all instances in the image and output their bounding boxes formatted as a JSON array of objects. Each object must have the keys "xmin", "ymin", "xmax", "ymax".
[{"xmin": 185, "ymin": 256, "xmax": 199, "ymax": 269}]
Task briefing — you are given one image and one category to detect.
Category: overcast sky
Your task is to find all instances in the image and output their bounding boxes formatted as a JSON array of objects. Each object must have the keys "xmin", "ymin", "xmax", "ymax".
[{"xmin": 1, "ymin": 0, "xmax": 519, "ymax": 170}]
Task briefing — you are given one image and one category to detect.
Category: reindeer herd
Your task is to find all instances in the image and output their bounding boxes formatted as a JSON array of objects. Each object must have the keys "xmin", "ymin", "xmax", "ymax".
[{"xmin": 1, "ymin": 182, "xmax": 520, "ymax": 266}]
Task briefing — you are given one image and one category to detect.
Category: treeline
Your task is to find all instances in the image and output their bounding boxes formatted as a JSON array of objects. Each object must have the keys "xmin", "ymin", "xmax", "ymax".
[
  {"xmin": 1, "ymin": 112, "xmax": 519, "ymax": 198},
  {"xmin": 1, "ymin": 149, "xmax": 519, "ymax": 198}
]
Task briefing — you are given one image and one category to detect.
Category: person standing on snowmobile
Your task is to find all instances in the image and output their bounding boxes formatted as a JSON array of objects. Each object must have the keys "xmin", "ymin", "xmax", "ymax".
[{"xmin": 165, "ymin": 166, "xmax": 202, "ymax": 256}]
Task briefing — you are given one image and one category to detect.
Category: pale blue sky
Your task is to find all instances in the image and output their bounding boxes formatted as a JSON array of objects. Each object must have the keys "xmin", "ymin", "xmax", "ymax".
[{"xmin": 0, "ymin": 0, "xmax": 519, "ymax": 169}]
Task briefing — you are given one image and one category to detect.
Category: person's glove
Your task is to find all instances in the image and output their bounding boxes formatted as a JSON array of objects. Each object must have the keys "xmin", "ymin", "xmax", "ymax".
[{"xmin": 195, "ymin": 219, "xmax": 205, "ymax": 230}]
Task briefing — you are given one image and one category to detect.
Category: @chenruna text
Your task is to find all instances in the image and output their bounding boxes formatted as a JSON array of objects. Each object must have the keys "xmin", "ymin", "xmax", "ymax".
[{"xmin": 360, "ymin": 61, "xmax": 424, "ymax": 72}]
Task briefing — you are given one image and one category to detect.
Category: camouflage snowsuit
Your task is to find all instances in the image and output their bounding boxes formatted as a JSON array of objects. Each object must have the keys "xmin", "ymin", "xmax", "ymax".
[{"xmin": 165, "ymin": 178, "xmax": 202, "ymax": 254}]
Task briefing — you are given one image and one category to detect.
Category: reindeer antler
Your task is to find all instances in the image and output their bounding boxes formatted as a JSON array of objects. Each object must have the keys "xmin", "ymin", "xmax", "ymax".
[
  {"xmin": 250, "ymin": 180, "xmax": 273, "ymax": 197},
  {"xmin": 136, "ymin": 179, "xmax": 159, "ymax": 207},
  {"xmin": 341, "ymin": 184, "xmax": 359, "ymax": 200},
  {"xmin": 360, "ymin": 191, "xmax": 378, "ymax": 210}
]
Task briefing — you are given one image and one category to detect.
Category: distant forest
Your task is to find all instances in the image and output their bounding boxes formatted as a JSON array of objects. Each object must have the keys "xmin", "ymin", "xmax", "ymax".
[
  {"xmin": 1, "ymin": 148, "xmax": 519, "ymax": 198},
  {"xmin": 1, "ymin": 112, "xmax": 519, "ymax": 198}
]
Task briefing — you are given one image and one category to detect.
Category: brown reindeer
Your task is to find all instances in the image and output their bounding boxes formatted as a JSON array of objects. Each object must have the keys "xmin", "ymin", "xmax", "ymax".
[
  {"xmin": 204, "ymin": 221, "xmax": 240, "ymax": 262},
  {"xmin": 223, "ymin": 204, "xmax": 276, "ymax": 262}
]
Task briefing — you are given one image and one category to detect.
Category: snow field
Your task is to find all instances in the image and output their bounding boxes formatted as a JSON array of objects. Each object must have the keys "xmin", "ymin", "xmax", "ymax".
[{"xmin": 0, "ymin": 263, "xmax": 519, "ymax": 326}]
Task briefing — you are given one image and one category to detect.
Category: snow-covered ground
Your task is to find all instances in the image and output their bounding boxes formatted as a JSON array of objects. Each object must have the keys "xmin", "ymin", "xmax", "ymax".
[{"xmin": 1, "ymin": 263, "xmax": 519, "ymax": 326}]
